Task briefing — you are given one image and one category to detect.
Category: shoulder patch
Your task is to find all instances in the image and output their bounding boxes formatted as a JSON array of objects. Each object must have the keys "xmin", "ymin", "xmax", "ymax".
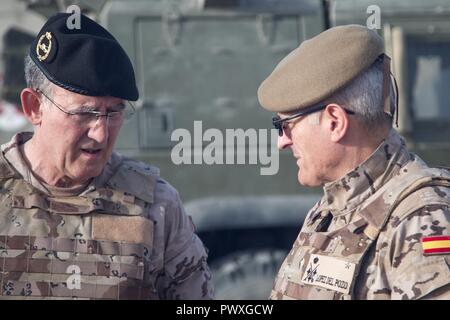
[{"xmin": 422, "ymin": 236, "xmax": 450, "ymax": 255}]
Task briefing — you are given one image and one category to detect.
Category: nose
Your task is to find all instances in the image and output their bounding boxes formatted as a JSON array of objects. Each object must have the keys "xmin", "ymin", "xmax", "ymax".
[
  {"xmin": 87, "ymin": 116, "xmax": 109, "ymax": 144},
  {"xmin": 277, "ymin": 131, "xmax": 293, "ymax": 150}
]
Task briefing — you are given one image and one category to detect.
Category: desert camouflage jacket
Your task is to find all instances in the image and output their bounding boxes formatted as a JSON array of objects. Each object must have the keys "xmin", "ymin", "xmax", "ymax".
[
  {"xmin": 0, "ymin": 132, "xmax": 214, "ymax": 299},
  {"xmin": 271, "ymin": 129, "xmax": 450, "ymax": 300}
]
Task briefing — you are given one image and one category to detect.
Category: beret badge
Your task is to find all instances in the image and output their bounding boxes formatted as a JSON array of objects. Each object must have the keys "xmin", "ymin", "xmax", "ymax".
[{"xmin": 36, "ymin": 32, "xmax": 53, "ymax": 62}]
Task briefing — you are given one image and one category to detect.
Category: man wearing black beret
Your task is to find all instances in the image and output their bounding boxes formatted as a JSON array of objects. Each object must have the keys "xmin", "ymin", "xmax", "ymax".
[{"xmin": 0, "ymin": 13, "xmax": 214, "ymax": 300}]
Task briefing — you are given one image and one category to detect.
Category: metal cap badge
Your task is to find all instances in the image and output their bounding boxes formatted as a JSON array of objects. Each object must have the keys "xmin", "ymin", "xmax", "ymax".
[{"xmin": 36, "ymin": 31, "xmax": 53, "ymax": 62}]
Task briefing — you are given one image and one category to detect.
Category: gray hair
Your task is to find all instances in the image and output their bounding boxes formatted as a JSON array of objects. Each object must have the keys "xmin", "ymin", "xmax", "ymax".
[
  {"xmin": 312, "ymin": 58, "xmax": 395, "ymax": 128},
  {"xmin": 24, "ymin": 54, "xmax": 52, "ymax": 94}
]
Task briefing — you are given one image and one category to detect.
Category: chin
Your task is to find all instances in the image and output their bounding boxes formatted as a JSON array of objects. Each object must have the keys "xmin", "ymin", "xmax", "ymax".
[
  {"xmin": 74, "ymin": 166, "xmax": 104, "ymax": 182},
  {"xmin": 298, "ymin": 178, "xmax": 312, "ymax": 187},
  {"xmin": 297, "ymin": 173, "xmax": 308, "ymax": 186},
  {"xmin": 298, "ymin": 173, "xmax": 320, "ymax": 187}
]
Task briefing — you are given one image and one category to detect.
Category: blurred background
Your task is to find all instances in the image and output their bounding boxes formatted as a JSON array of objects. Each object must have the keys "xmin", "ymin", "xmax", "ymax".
[{"xmin": 0, "ymin": 0, "xmax": 449, "ymax": 299}]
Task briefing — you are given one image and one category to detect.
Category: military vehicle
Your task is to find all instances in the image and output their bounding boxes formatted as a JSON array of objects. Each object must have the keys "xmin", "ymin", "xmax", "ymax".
[{"xmin": 1, "ymin": 0, "xmax": 449, "ymax": 299}]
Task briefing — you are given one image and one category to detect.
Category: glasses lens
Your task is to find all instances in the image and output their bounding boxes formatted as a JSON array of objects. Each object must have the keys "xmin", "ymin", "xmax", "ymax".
[
  {"xmin": 107, "ymin": 112, "xmax": 125, "ymax": 127},
  {"xmin": 123, "ymin": 109, "xmax": 134, "ymax": 121},
  {"xmin": 272, "ymin": 116, "xmax": 283, "ymax": 137},
  {"xmin": 82, "ymin": 112, "xmax": 122, "ymax": 128},
  {"xmin": 72, "ymin": 113, "xmax": 97, "ymax": 125},
  {"xmin": 123, "ymin": 102, "xmax": 135, "ymax": 120}
]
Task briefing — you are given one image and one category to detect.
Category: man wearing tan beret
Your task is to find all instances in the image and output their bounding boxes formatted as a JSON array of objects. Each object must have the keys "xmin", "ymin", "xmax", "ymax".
[{"xmin": 258, "ymin": 25, "xmax": 450, "ymax": 300}]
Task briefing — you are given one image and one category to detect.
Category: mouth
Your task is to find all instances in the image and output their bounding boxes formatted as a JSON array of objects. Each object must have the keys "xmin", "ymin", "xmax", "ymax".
[{"xmin": 81, "ymin": 148, "xmax": 102, "ymax": 156}]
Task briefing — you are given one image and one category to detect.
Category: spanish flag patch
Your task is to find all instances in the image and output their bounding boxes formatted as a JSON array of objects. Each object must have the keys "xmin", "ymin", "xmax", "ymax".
[{"xmin": 422, "ymin": 236, "xmax": 450, "ymax": 255}]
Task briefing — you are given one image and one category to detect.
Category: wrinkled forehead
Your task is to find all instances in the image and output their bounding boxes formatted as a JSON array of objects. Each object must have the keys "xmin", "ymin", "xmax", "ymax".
[{"xmin": 49, "ymin": 83, "xmax": 125, "ymax": 107}]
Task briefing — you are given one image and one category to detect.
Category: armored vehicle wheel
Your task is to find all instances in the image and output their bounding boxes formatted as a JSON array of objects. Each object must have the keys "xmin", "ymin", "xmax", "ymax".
[{"xmin": 211, "ymin": 249, "xmax": 287, "ymax": 300}]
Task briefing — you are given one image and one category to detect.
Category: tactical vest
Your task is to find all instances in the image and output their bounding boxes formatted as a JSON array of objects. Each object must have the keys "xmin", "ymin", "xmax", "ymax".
[
  {"xmin": 0, "ymin": 151, "xmax": 160, "ymax": 299},
  {"xmin": 271, "ymin": 162, "xmax": 450, "ymax": 300}
]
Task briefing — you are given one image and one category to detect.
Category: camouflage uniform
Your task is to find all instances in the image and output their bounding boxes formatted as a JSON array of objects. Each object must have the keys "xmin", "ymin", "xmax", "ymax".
[
  {"xmin": 271, "ymin": 129, "xmax": 450, "ymax": 300},
  {"xmin": 0, "ymin": 132, "xmax": 214, "ymax": 299}
]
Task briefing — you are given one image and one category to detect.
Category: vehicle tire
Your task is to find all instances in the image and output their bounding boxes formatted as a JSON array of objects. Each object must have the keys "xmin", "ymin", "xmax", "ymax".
[{"xmin": 211, "ymin": 249, "xmax": 287, "ymax": 300}]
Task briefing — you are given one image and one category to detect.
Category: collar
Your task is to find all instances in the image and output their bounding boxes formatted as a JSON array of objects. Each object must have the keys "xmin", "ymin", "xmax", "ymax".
[
  {"xmin": 319, "ymin": 129, "xmax": 412, "ymax": 216},
  {"xmin": 1, "ymin": 132, "xmax": 49, "ymax": 193}
]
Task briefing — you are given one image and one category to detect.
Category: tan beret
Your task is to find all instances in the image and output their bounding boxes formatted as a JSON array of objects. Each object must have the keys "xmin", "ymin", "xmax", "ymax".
[{"xmin": 257, "ymin": 24, "xmax": 384, "ymax": 112}]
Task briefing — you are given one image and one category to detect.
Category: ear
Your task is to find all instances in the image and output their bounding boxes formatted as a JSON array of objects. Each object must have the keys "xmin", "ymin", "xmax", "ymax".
[
  {"xmin": 322, "ymin": 104, "xmax": 349, "ymax": 142},
  {"xmin": 20, "ymin": 88, "xmax": 44, "ymax": 125}
]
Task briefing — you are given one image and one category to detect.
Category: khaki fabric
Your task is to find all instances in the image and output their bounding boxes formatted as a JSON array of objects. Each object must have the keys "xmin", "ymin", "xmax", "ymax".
[
  {"xmin": 271, "ymin": 129, "xmax": 450, "ymax": 300},
  {"xmin": 0, "ymin": 132, "xmax": 214, "ymax": 300},
  {"xmin": 258, "ymin": 25, "xmax": 385, "ymax": 112}
]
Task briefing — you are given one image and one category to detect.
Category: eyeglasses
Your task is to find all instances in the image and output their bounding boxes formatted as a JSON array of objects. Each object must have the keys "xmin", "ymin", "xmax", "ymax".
[
  {"xmin": 36, "ymin": 89, "xmax": 135, "ymax": 127},
  {"xmin": 272, "ymin": 104, "xmax": 355, "ymax": 137}
]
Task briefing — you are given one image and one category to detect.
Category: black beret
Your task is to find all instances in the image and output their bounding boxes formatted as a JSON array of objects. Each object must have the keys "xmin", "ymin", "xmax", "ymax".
[{"xmin": 30, "ymin": 13, "xmax": 139, "ymax": 101}]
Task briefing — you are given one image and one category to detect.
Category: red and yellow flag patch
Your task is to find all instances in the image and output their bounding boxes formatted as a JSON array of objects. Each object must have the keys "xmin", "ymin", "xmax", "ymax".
[{"xmin": 422, "ymin": 236, "xmax": 450, "ymax": 255}]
